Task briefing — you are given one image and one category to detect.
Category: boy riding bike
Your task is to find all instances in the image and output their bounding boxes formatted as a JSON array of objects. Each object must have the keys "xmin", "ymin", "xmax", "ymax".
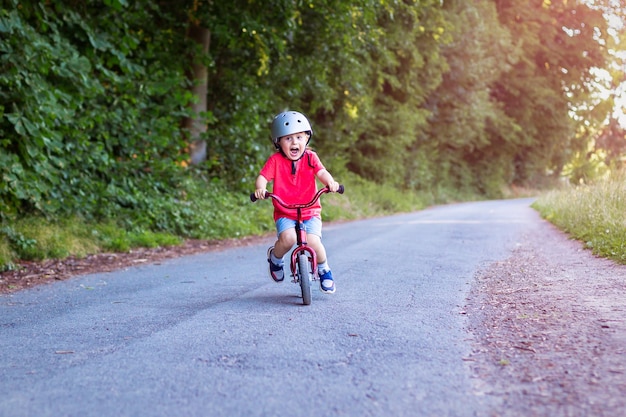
[{"xmin": 254, "ymin": 111, "xmax": 340, "ymax": 294}]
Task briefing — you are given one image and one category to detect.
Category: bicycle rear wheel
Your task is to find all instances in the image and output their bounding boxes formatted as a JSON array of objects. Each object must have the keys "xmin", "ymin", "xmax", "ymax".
[{"xmin": 297, "ymin": 252, "xmax": 312, "ymax": 305}]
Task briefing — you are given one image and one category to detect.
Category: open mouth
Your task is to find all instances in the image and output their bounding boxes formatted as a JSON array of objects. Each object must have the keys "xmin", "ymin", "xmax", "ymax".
[{"xmin": 289, "ymin": 146, "xmax": 301, "ymax": 158}]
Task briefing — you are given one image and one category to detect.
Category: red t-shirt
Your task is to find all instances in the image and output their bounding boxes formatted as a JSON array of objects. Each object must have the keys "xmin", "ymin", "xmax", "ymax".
[{"xmin": 259, "ymin": 150, "xmax": 325, "ymax": 221}]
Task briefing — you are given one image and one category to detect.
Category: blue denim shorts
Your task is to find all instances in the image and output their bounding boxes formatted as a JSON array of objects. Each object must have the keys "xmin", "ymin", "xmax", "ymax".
[{"xmin": 276, "ymin": 216, "xmax": 322, "ymax": 238}]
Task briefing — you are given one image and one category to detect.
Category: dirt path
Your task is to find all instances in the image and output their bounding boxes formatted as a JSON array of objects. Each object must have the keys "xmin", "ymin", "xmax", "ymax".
[{"xmin": 465, "ymin": 218, "xmax": 626, "ymax": 416}]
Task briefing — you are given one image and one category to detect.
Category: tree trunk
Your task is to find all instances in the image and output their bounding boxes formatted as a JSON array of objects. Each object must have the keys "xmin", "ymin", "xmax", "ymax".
[{"xmin": 184, "ymin": 25, "xmax": 211, "ymax": 165}]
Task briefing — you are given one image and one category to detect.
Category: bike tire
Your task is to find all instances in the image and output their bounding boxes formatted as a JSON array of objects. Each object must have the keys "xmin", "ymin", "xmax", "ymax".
[{"xmin": 297, "ymin": 253, "xmax": 312, "ymax": 305}]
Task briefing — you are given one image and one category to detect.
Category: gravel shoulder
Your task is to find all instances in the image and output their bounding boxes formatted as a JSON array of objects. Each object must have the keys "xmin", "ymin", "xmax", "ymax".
[{"xmin": 465, "ymin": 217, "xmax": 626, "ymax": 416}]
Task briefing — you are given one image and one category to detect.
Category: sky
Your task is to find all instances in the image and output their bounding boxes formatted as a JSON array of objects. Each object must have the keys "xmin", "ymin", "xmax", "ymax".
[{"xmin": 588, "ymin": 1, "xmax": 626, "ymax": 127}]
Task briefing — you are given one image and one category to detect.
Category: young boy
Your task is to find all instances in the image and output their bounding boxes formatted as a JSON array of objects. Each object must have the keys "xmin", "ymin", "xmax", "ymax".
[{"xmin": 254, "ymin": 111, "xmax": 340, "ymax": 294}]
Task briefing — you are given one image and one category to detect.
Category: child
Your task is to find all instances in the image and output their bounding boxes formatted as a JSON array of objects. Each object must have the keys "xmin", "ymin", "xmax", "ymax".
[{"xmin": 254, "ymin": 111, "xmax": 340, "ymax": 294}]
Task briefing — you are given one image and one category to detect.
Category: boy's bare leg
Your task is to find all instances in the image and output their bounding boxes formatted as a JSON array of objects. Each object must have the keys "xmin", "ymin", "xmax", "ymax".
[
  {"xmin": 272, "ymin": 230, "xmax": 327, "ymax": 263},
  {"xmin": 273, "ymin": 228, "xmax": 296, "ymax": 258},
  {"xmin": 307, "ymin": 234, "xmax": 327, "ymax": 264}
]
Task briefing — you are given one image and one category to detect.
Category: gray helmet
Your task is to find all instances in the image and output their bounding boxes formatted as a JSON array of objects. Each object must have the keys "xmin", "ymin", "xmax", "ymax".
[{"xmin": 270, "ymin": 111, "xmax": 312, "ymax": 147}]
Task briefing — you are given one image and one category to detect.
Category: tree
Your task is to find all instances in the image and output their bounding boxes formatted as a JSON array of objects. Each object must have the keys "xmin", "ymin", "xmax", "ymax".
[
  {"xmin": 344, "ymin": 0, "xmax": 450, "ymax": 188},
  {"xmin": 419, "ymin": 0, "xmax": 519, "ymax": 196},
  {"xmin": 184, "ymin": 24, "xmax": 211, "ymax": 165},
  {"xmin": 493, "ymin": 0, "xmax": 610, "ymax": 185}
]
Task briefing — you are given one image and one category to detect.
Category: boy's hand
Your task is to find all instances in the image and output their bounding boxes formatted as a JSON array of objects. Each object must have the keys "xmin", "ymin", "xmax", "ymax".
[
  {"xmin": 254, "ymin": 189, "xmax": 268, "ymax": 200},
  {"xmin": 327, "ymin": 181, "xmax": 340, "ymax": 193}
]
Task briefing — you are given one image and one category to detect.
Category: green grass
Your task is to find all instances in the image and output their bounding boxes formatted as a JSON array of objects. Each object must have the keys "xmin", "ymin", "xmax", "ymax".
[
  {"xmin": 0, "ymin": 217, "xmax": 184, "ymax": 271},
  {"xmin": 532, "ymin": 170, "xmax": 626, "ymax": 264},
  {"xmin": 1, "ymin": 217, "xmax": 100, "ymax": 262},
  {"xmin": 0, "ymin": 172, "xmax": 547, "ymax": 272},
  {"xmin": 0, "ymin": 172, "xmax": 614, "ymax": 273},
  {"xmin": 91, "ymin": 222, "xmax": 183, "ymax": 253},
  {"xmin": 0, "ymin": 174, "xmax": 433, "ymax": 271},
  {"xmin": 0, "ymin": 237, "xmax": 16, "ymax": 271}
]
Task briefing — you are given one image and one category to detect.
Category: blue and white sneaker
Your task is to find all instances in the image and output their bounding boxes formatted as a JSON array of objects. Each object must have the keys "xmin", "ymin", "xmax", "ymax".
[
  {"xmin": 319, "ymin": 270, "xmax": 336, "ymax": 294},
  {"xmin": 267, "ymin": 246, "xmax": 284, "ymax": 282}
]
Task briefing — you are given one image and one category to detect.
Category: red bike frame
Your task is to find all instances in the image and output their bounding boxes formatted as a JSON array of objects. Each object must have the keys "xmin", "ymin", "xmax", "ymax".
[{"xmin": 251, "ymin": 185, "xmax": 344, "ymax": 282}]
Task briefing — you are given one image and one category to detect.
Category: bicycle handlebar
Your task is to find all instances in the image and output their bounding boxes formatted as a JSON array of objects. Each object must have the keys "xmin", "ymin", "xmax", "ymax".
[{"xmin": 250, "ymin": 184, "xmax": 344, "ymax": 207}]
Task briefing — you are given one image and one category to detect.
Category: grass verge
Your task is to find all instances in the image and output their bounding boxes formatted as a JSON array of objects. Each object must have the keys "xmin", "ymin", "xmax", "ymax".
[
  {"xmin": 532, "ymin": 170, "xmax": 626, "ymax": 264},
  {"xmin": 0, "ymin": 173, "xmax": 431, "ymax": 271}
]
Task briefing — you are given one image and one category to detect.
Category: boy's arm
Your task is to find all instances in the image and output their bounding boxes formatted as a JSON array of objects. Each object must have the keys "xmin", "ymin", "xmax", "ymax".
[
  {"xmin": 316, "ymin": 169, "xmax": 339, "ymax": 192},
  {"xmin": 254, "ymin": 175, "xmax": 269, "ymax": 199}
]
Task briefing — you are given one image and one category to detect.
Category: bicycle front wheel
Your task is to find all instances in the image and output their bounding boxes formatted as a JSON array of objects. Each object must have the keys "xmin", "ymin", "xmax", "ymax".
[{"xmin": 297, "ymin": 253, "xmax": 312, "ymax": 305}]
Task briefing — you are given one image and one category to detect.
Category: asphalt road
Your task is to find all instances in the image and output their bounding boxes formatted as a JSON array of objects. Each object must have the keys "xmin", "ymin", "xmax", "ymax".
[{"xmin": 0, "ymin": 198, "xmax": 536, "ymax": 417}]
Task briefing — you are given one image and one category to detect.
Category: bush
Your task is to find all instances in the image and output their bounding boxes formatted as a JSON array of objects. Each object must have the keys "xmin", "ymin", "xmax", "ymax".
[{"xmin": 0, "ymin": 1, "xmax": 193, "ymax": 221}]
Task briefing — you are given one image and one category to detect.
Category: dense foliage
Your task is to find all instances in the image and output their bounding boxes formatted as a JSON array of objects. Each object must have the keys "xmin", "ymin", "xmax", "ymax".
[
  {"xmin": 1, "ymin": 0, "xmax": 622, "ymax": 236},
  {"xmin": 0, "ymin": 0, "xmax": 193, "ymax": 226}
]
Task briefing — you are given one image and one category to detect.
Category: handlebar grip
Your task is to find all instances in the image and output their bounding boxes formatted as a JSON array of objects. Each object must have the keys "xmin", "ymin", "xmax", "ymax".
[
  {"xmin": 250, "ymin": 191, "xmax": 270, "ymax": 202},
  {"xmin": 337, "ymin": 184, "xmax": 344, "ymax": 194}
]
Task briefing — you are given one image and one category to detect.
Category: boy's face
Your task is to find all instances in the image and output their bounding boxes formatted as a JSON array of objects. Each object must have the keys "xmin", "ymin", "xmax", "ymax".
[{"xmin": 278, "ymin": 131, "xmax": 309, "ymax": 161}]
